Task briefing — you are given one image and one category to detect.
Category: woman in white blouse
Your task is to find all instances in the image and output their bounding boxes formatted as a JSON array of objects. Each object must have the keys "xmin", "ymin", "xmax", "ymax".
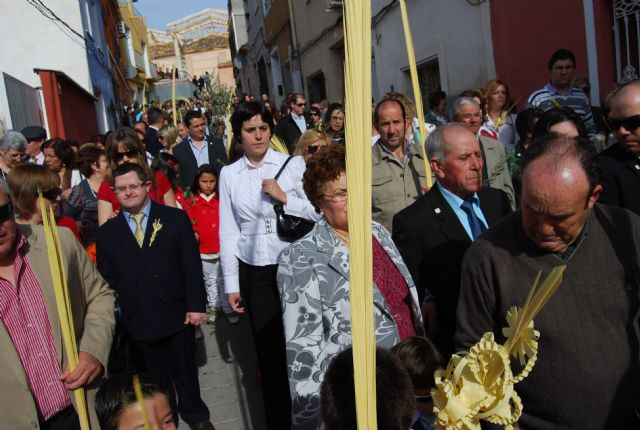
[{"xmin": 219, "ymin": 101, "xmax": 319, "ymax": 429}]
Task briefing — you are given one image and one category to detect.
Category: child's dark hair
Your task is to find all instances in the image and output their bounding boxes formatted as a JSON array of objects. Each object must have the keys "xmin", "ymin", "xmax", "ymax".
[
  {"xmin": 391, "ymin": 336, "xmax": 445, "ymax": 390},
  {"xmin": 191, "ymin": 163, "xmax": 219, "ymax": 195},
  {"xmin": 150, "ymin": 152, "xmax": 180, "ymax": 191},
  {"xmin": 95, "ymin": 373, "xmax": 169, "ymax": 430}
]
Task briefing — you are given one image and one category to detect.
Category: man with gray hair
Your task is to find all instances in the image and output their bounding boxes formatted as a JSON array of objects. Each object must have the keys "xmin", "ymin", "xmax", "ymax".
[
  {"xmin": 0, "ymin": 131, "xmax": 27, "ymax": 180},
  {"xmin": 392, "ymin": 123, "xmax": 512, "ymax": 356},
  {"xmin": 452, "ymin": 97, "xmax": 515, "ymax": 209}
]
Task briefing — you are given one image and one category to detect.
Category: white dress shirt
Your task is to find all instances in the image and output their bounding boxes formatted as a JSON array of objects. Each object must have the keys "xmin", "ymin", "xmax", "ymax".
[
  {"xmin": 291, "ymin": 112, "xmax": 307, "ymax": 133},
  {"xmin": 219, "ymin": 149, "xmax": 320, "ymax": 294}
]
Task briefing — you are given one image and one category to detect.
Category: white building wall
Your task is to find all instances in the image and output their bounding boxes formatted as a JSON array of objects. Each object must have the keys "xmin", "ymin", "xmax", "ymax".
[
  {"xmin": 0, "ymin": 0, "xmax": 91, "ymax": 128},
  {"xmin": 371, "ymin": 0, "xmax": 495, "ymax": 100}
]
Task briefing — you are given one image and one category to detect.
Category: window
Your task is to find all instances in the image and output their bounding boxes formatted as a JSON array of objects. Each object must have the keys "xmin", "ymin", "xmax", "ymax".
[{"xmin": 416, "ymin": 57, "xmax": 441, "ymax": 112}]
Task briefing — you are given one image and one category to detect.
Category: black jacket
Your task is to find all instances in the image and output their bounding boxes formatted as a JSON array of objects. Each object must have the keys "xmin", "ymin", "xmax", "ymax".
[
  {"xmin": 274, "ymin": 113, "xmax": 313, "ymax": 154},
  {"xmin": 144, "ymin": 127, "xmax": 163, "ymax": 157},
  {"xmin": 96, "ymin": 202, "xmax": 205, "ymax": 341},
  {"xmin": 173, "ymin": 135, "xmax": 228, "ymax": 191},
  {"xmin": 392, "ymin": 185, "xmax": 512, "ymax": 355},
  {"xmin": 598, "ymin": 142, "xmax": 640, "ymax": 216}
]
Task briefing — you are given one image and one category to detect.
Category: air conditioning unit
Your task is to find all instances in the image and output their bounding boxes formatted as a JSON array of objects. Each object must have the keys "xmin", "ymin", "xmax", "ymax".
[
  {"xmin": 117, "ymin": 21, "xmax": 127, "ymax": 37},
  {"xmin": 326, "ymin": 0, "xmax": 344, "ymax": 10}
]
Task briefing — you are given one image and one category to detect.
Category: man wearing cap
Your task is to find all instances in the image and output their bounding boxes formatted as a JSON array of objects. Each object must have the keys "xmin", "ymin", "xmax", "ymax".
[{"xmin": 21, "ymin": 125, "xmax": 46, "ymax": 165}]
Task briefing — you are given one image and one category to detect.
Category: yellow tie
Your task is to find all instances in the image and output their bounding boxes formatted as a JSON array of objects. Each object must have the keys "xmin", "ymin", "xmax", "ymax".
[{"xmin": 130, "ymin": 213, "xmax": 145, "ymax": 247}]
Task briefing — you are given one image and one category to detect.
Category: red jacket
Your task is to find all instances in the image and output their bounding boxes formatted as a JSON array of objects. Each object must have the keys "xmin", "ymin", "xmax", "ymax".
[{"xmin": 187, "ymin": 193, "xmax": 220, "ymax": 254}]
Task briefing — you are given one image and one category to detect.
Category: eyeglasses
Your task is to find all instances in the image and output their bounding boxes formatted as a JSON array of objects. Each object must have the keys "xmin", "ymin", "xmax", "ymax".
[
  {"xmin": 0, "ymin": 201, "xmax": 13, "ymax": 222},
  {"xmin": 607, "ymin": 114, "xmax": 640, "ymax": 132},
  {"xmin": 40, "ymin": 188, "xmax": 62, "ymax": 201},
  {"xmin": 113, "ymin": 149, "xmax": 138, "ymax": 162},
  {"xmin": 415, "ymin": 394, "xmax": 432, "ymax": 404},
  {"xmin": 112, "ymin": 182, "xmax": 148, "ymax": 194},
  {"xmin": 321, "ymin": 190, "xmax": 348, "ymax": 202},
  {"xmin": 306, "ymin": 144, "xmax": 322, "ymax": 154}
]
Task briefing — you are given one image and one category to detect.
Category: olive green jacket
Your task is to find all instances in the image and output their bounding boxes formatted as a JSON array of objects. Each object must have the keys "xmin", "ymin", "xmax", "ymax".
[{"xmin": 372, "ymin": 141, "xmax": 428, "ymax": 232}]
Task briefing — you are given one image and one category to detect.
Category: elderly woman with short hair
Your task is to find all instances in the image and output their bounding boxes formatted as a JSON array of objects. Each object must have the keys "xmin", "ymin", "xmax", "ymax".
[
  {"xmin": 277, "ymin": 144, "xmax": 424, "ymax": 429},
  {"xmin": 0, "ymin": 131, "xmax": 27, "ymax": 180}
]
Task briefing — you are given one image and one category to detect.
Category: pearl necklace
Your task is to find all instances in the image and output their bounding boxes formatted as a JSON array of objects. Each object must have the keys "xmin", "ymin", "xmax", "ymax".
[{"xmin": 330, "ymin": 225, "xmax": 349, "ymax": 245}]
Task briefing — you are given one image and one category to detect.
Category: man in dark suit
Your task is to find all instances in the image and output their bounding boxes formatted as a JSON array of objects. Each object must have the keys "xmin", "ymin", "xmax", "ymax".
[
  {"xmin": 599, "ymin": 80, "xmax": 640, "ymax": 216},
  {"xmin": 173, "ymin": 110, "xmax": 228, "ymax": 192},
  {"xmin": 96, "ymin": 163, "xmax": 215, "ymax": 430},
  {"xmin": 392, "ymin": 123, "xmax": 512, "ymax": 356},
  {"xmin": 144, "ymin": 107, "xmax": 165, "ymax": 157},
  {"xmin": 274, "ymin": 93, "xmax": 313, "ymax": 153}
]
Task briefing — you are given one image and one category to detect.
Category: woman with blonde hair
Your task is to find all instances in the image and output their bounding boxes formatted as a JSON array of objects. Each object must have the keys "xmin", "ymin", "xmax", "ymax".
[
  {"xmin": 293, "ymin": 128, "xmax": 331, "ymax": 163},
  {"xmin": 97, "ymin": 127, "xmax": 176, "ymax": 225},
  {"xmin": 158, "ymin": 124, "xmax": 179, "ymax": 154},
  {"xmin": 482, "ymin": 79, "xmax": 517, "ymax": 148}
]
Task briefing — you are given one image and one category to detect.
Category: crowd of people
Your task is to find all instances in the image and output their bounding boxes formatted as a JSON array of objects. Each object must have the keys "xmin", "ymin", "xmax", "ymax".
[{"xmin": 1, "ymin": 47, "xmax": 639, "ymax": 430}]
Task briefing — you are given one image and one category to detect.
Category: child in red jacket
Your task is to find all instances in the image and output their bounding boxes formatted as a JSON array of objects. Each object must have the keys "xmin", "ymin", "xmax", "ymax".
[{"xmin": 188, "ymin": 164, "xmax": 237, "ymax": 323}]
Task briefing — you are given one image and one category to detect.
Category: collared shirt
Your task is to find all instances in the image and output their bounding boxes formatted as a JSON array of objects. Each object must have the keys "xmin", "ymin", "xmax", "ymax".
[
  {"xmin": 437, "ymin": 181, "xmax": 488, "ymax": 241},
  {"xmin": 554, "ymin": 217, "xmax": 589, "ymax": 262},
  {"xmin": 291, "ymin": 112, "xmax": 308, "ymax": 134},
  {"xmin": 123, "ymin": 198, "xmax": 152, "ymax": 237},
  {"xmin": 219, "ymin": 149, "xmax": 320, "ymax": 294},
  {"xmin": 0, "ymin": 233, "xmax": 71, "ymax": 420},
  {"xmin": 378, "ymin": 139, "xmax": 411, "ymax": 166},
  {"xmin": 188, "ymin": 135, "xmax": 210, "ymax": 167},
  {"xmin": 29, "ymin": 152, "xmax": 45, "ymax": 165}
]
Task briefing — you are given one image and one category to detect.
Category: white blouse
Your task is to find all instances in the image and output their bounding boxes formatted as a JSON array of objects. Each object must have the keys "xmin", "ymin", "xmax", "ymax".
[{"xmin": 219, "ymin": 148, "xmax": 320, "ymax": 294}]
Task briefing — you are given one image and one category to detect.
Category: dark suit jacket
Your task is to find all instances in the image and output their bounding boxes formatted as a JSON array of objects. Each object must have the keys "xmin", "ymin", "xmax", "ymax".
[
  {"xmin": 274, "ymin": 113, "xmax": 313, "ymax": 153},
  {"xmin": 598, "ymin": 142, "xmax": 640, "ymax": 216},
  {"xmin": 173, "ymin": 135, "xmax": 228, "ymax": 191},
  {"xmin": 96, "ymin": 201, "xmax": 205, "ymax": 341},
  {"xmin": 144, "ymin": 127, "xmax": 163, "ymax": 157},
  {"xmin": 392, "ymin": 185, "xmax": 512, "ymax": 355}
]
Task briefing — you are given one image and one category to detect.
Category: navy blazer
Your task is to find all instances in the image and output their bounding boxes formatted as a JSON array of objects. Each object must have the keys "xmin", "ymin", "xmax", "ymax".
[
  {"xmin": 96, "ymin": 201, "xmax": 205, "ymax": 341},
  {"xmin": 173, "ymin": 135, "xmax": 228, "ymax": 191}
]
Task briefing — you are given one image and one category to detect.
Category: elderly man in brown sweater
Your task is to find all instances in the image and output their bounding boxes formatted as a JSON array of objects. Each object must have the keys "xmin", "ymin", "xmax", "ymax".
[{"xmin": 455, "ymin": 133, "xmax": 640, "ymax": 429}]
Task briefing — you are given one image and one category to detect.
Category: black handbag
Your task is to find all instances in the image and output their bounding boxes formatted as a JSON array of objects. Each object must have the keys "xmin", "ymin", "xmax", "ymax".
[{"xmin": 273, "ymin": 156, "xmax": 315, "ymax": 242}]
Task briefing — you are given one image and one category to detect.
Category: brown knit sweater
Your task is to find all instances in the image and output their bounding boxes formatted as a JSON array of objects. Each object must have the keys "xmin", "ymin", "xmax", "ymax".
[{"xmin": 455, "ymin": 204, "xmax": 640, "ymax": 429}]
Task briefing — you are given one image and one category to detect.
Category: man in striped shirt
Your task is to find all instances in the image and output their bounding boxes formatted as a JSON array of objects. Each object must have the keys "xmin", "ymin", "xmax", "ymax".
[{"xmin": 527, "ymin": 48, "xmax": 597, "ymax": 137}]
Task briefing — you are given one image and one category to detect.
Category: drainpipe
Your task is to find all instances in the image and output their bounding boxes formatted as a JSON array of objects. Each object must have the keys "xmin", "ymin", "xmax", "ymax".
[{"xmin": 287, "ymin": 0, "xmax": 304, "ymax": 93}]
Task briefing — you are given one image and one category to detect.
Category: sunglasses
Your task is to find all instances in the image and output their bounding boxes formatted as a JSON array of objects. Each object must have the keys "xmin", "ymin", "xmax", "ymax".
[
  {"xmin": 114, "ymin": 149, "xmax": 138, "ymax": 161},
  {"xmin": 607, "ymin": 114, "xmax": 640, "ymax": 132},
  {"xmin": 296, "ymin": 103, "xmax": 306, "ymax": 107},
  {"xmin": 415, "ymin": 394, "xmax": 432, "ymax": 404},
  {"xmin": 41, "ymin": 188, "xmax": 62, "ymax": 201},
  {"xmin": 306, "ymin": 144, "xmax": 322, "ymax": 154},
  {"xmin": 0, "ymin": 201, "xmax": 13, "ymax": 222}
]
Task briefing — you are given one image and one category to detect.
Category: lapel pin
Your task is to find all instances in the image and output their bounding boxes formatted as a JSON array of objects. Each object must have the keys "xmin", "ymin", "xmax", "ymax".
[{"xmin": 435, "ymin": 208, "xmax": 441, "ymax": 214}]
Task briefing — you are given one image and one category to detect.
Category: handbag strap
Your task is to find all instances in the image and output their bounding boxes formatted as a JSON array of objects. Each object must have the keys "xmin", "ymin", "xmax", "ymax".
[{"xmin": 274, "ymin": 155, "xmax": 295, "ymax": 181}]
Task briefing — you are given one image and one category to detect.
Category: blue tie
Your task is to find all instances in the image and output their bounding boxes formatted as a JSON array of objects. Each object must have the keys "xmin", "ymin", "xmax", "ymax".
[{"xmin": 461, "ymin": 200, "xmax": 487, "ymax": 240}]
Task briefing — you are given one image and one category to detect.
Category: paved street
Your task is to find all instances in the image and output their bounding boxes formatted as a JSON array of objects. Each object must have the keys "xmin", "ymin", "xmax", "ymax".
[{"xmin": 195, "ymin": 314, "xmax": 268, "ymax": 430}]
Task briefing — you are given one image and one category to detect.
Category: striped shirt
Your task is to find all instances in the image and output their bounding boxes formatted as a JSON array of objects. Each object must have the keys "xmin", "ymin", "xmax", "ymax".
[
  {"xmin": 526, "ymin": 82, "xmax": 597, "ymax": 137},
  {"xmin": 0, "ymin": 233, "xmax": 71, "ymax": 420}
]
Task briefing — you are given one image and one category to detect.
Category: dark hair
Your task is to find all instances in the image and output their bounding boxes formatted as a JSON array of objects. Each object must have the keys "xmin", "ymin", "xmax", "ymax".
[
  {"xmin": 112, "ymin": 162, "xmax": 149, "ymax": 185},
  {"xmin": 76, "ymin": 143, "xmax": 105, "ymax": 178},
  {"xmin": 548, "ymin": 48, "xmax": 576, "ymax": 70},
  {"xmin": 95, "ymin": 373, "xmax": 169, "ymax": 430},
  {"xmin": 191, "ymin": 163, "xmax": 219, "ymax": 195},
  {"xmin": 42, "ymin": 138, "xmax": 75, "ymax": 169},
  {"xmin": 428, "ymin": 90, "xmax": 447, "ymax": 110},
  {"xmin": 289, "ymin": 92, "xmax": 304, "ymax": 105},
  {"xmin": 324, "ymin": 103, "xmax": 344, "ymax": 127},
  {"xmin": 523, "ymin": 133, "xmax": 599, "ymax": 192},
  {"xmin": 150, "ymin": 152, "xmax": 180, "ymax": 191},
  {"xmin": 183, "ymin": 109, "xmax": 204, "ymax": 128},
  {"xmin": 532, "ymin": 106, "xmax": 587, "ymax": 140},
  {"xmin": 134, "ymin": 120, "xmax": 148, "ymax": 132},
  {"xmin": 89, "ymin": 134, "xmax": 105, "ymax": 145},
  {"xmin": 515, "ymin": 108, "xmax": 545, "ymax": 142},
  {"xmin": 391, "ymin": 336, "xmax": 445, "ymax": 390},
  {"xmin": 320, "ymin": 347, "xmax": 415, "ymax": 430},
  {"xmin": 67, "ymin": 140, "xmax": 80, "ymax": 150},
  {"xmin": 230, "ymin": 101, "xmax": 274, "ymax": 144},
  {"xmin": 303, "ymin": 144, "xmax": 346, "ymax": 213},
  {"xmin": 373, "ymin": 98, "xmax": 406, "ymax": 125},
  {"xmin": 147, "ymin": 107, "xmax": 164, "ymax": 126}
]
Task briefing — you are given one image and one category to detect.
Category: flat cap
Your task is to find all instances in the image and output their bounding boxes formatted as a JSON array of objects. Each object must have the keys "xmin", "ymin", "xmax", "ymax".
[{"xmin": 20, "ymin": 125, "xmax": 47, "ymax": 141}]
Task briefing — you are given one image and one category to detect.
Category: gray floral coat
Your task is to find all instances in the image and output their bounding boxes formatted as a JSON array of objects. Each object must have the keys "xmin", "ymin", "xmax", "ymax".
[{"xmin": 277, "ymin": 218, "xmax": 424, "ymax": 429}]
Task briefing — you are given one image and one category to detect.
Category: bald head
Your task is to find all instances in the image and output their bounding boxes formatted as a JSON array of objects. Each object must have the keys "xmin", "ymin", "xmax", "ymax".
[
  {"xmin": 610, "ymin": 80, "xmax": 640, "ymax": 155},
  {"xmin": 521, "ymin": 135, "xmax": 601, "ymax": 253}
]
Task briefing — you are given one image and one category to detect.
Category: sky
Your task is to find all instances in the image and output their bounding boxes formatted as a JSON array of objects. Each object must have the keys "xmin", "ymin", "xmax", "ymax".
[{"xmin": 134, "ymin": 0, "xmax": 228, "ymax": 30}]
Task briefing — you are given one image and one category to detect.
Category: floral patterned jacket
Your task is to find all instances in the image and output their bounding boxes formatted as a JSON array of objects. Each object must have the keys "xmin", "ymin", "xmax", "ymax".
[{"xmin": 277, "ymin": 218, "xmax": 424, "ymax": 429}]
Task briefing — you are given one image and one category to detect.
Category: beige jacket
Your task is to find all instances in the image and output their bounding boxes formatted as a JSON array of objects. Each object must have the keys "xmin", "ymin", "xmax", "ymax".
[
  {"xmin": 0, "ymin": 224, "xmax": 115, "ymax": 429},
  {"xmin": 479, "ymin": 135, "xmax": 516, "ymax": 210},
  {"xmin": 372, "ymin": 141, "xmax": 427, "ymax": 232}
]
